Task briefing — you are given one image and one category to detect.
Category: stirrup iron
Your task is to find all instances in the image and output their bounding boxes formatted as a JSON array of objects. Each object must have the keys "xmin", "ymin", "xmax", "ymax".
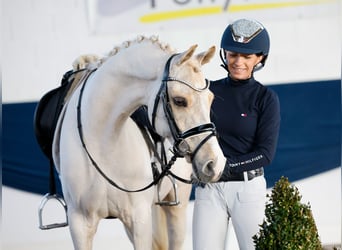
[
  {"xmin": 155, "ymin": 175, "xmax": 180, "ymax": 206},
  {"xmin": 38, "ymin": 193, "xmax": 68, "ymax": 230}
]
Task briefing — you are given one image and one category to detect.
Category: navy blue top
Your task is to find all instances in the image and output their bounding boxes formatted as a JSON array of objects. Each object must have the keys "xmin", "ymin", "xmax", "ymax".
[{"xmin": 210, "ymin": 76, "xmax": 281, "ymax": 174}]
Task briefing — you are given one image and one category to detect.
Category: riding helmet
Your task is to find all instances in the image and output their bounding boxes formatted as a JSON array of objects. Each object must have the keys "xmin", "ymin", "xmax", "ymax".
[{"xmin": 220, "ymin": 19, "xmax": 270, "ymax": 68}]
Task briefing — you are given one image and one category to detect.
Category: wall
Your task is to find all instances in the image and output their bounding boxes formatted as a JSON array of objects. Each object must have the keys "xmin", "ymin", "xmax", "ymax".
[{"xmin": 2, "ymin": 0, "xmax": 341, "ymax": 103}]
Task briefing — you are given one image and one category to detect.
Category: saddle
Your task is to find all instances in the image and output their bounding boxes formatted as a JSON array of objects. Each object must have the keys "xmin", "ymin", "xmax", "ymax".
[{"xmin": 33, "ymin": 69, "xmax": 89, "ymax": 159}]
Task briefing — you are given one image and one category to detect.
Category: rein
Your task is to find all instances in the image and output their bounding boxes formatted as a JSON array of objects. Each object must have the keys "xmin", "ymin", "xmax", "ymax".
[
  {"xmin": 77, "ymin": 70, "xmax": 170, "ymax": 192},
  {"xmin": 76, "ymin": 53, "xmax": 217, "ymax": 193}
]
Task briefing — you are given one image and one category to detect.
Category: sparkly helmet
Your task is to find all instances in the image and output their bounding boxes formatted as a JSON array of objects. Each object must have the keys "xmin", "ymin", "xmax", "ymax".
[{"xmin": 220, "ymin": 19, "xmax": 270, "ymax": 71}]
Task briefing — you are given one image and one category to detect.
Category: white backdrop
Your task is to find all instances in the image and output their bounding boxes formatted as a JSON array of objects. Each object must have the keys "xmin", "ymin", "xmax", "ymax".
[
  {"xmin": 2, "ymin": 0, "xmax": 341, "ymax": 103},
  {"xmin": 2, "ymin": 0, "xmax": 341, "ymax": 249}
]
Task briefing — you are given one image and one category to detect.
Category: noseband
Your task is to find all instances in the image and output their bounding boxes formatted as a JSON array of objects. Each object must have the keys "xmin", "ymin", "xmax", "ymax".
[{"xmin": 151, "ymin": 54, "xmax": 217, "ymax": 160}]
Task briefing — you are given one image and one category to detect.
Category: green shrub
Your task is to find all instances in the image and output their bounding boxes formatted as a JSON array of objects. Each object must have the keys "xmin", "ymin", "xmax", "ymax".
[{"xmin": 253, "ymin": 176, "xmax": 322, "ymax": 250}]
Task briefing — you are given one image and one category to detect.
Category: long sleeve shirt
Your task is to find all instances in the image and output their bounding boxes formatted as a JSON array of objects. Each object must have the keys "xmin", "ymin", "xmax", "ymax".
[{"xmin": 210, "ymin": 76, "xmax": 281, "ymax": 173}]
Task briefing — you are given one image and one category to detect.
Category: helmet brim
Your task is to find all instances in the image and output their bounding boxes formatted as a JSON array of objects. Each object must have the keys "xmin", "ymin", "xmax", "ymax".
[{"xmin": 223, "ymin": 46, "xmax": 264, "ymax": 55}]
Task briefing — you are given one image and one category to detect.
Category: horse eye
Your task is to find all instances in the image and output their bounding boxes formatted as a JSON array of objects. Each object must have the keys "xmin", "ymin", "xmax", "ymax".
[{"xmin": 173, "ymin": 97, "xmax": 187, "ymax": 107}]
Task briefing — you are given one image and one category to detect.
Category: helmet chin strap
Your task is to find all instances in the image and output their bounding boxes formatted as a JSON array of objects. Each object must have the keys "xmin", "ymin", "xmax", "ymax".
[{"xmin": 219, "ymin": 49, "xmax": 229, "ymax": 73}]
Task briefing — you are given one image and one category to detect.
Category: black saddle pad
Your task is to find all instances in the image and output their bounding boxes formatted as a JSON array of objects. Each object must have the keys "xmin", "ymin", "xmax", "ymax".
[{"xmin": 33, "ymin": 70, "xmax": 74, "ymax": 159}]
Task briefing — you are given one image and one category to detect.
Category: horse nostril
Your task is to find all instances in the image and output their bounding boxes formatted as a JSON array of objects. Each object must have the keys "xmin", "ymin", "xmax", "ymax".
[{"xmin": 202, "ymin": 160, "xmax": 215, "ymax": 177}]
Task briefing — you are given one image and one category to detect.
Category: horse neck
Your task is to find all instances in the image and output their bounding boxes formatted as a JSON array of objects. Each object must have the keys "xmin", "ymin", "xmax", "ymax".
[{"xmin": 81, "ymin": 50, "xmax": 169, "ymax": 136}]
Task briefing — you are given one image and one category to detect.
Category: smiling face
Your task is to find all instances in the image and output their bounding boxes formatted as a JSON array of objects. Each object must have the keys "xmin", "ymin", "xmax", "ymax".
[{"xmin": 225, "ymin": 51, "xmax": 263, "ymax": 80}]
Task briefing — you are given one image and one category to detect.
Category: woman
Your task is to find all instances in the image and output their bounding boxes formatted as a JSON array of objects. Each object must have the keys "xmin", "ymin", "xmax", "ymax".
[{"xmin": 192, "ymin": 19, "xmax": 281, "ymax": 250}]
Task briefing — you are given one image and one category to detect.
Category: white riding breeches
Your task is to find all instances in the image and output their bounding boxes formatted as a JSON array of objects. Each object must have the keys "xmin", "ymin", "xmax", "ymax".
[{"xmin": 192, "ymin": 175, "xmax": 266, "ymax": 250}]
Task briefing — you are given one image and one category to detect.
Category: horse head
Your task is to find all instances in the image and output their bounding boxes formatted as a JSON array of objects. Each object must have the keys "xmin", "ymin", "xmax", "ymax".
[{"xmin": 150, "ymin": 45, "xmax": 225, "ymax": 183}]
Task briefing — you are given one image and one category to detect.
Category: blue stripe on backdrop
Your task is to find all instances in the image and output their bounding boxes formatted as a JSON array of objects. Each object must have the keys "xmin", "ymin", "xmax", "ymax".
[
  {"xmin": 3, "ymin": 102, "xmax": 63, "ymax": 195},
  {"xmin": 3, "ymin": 79, "xmax": 341, "ymax": 196},
  {"xmin": 266, "ymin": 79, "xmax": 341, "ymax": 187}
]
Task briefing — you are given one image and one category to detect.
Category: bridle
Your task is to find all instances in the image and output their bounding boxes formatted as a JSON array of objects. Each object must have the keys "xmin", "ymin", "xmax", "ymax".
[
  {"xmin": 151, "ymin": 54, "xmax": 217, "ymax": 161},
  {"xmin": 76, "ymin": 53, "xmax": 217, "ymax": 193}
]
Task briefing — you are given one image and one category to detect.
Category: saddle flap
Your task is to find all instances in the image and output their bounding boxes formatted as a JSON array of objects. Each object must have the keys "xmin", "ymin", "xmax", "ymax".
[{"xmin": 33, "ymin": 80, "xmax": 71, "ymax": 159}]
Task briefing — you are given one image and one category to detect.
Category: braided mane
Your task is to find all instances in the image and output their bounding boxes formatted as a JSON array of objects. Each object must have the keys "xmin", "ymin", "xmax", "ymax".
[
  {"xmin": 72, "ymin": 35, "xmax": 175, "ymax": 71},
  {"xmin": 99, "ymin": 35, "xmax": 175, "ymax": 66}
]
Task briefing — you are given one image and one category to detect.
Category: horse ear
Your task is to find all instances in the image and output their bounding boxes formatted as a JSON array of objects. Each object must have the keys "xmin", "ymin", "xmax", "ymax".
[
  {"xmin": 196, "ymin": 46, "xmax": 216, "ymax": 66},
  {"xmin": 177, "ymin": 44, "xmax": 198, "ymax": 65}
]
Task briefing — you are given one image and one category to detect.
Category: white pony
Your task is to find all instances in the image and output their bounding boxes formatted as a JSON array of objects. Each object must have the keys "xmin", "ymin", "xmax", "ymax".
[{"xmin": 52, "ymin": 35, "xmax": 225, "ymax": 250}]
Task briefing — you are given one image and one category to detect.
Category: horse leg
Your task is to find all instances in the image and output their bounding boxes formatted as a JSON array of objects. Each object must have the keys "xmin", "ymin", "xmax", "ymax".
[
  {"xmin": 67, "ymin": 208, "xmax": 100, "ymax": 250},
  {"xmin": 152, "ymin": 205, "xmax": 168, "ymax": 250},
  {"xmin": 153, "ymin": 182, "xmax": 192, "ymax": 250},
  {"xmin": 122, "ymin": 201, "xmax": 153, "ymax": 250},
  {"xmin": 165, "ymin": 182, "xmax": 192, "ymax": 250}
]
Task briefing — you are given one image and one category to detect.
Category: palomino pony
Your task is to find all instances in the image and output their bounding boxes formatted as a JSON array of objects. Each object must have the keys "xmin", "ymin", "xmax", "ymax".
[{"xmin": 52, "ymin": 35, "xmax": 225, "ymax": 250}]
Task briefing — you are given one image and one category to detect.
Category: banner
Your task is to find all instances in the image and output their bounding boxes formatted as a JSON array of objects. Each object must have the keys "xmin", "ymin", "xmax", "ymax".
[{"xmin": 86, "ymin": 0, "xmax": 338, "ymax": 34}]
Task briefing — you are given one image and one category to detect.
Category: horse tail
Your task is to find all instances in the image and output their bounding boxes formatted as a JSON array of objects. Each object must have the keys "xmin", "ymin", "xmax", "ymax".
[{"xmin": 152, "ymin": 204, "xmax": 169, "ymax": 250}]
